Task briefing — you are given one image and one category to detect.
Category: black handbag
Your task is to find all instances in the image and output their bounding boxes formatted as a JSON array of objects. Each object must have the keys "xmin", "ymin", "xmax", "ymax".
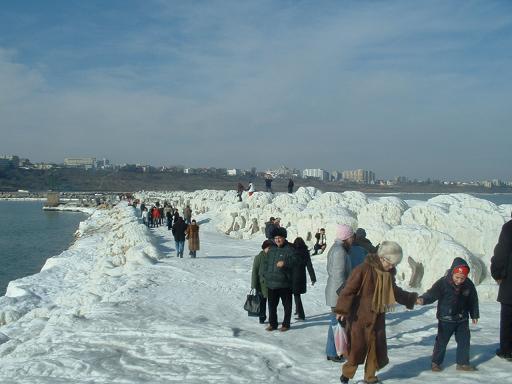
[{"xmin": 243, "ymin": 289, "xmax": 261, "ymax": 316}]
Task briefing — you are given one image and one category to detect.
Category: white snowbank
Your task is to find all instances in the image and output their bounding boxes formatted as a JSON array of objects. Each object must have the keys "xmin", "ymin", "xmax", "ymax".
[
  {"xmin": 0, "ymin": 198, "xmax": 507, "ymax": 384},
  {"xmin": 136, "ymin": 189, "xmax": 508, "ymax": 293},
  {"xmin": 0, "ymin": 204, "xmax": 162, "ymax": 328}
]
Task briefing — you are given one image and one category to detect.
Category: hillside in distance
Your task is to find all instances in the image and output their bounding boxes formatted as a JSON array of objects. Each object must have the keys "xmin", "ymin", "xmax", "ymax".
[{"xmin": 0, "ymin": 167, "xmax": 510, "ymax": 193}]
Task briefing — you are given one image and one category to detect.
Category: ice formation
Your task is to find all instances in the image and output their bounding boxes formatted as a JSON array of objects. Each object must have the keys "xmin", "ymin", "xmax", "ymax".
[
  {"xmin": 0, "ymin": 190, "xmax": 509, "ymax": 383},
  {"xmin": 0, "ymin": 204, "xmax": 162, "ymax": 327},
  {"xmin": 137, "ymin": 188, "xmax": 509, "ymax": 293}
]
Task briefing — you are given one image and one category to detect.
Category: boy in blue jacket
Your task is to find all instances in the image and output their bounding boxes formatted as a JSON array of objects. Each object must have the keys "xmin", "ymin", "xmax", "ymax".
[{"xmin": 417, "ymin": 257, "xmax": 479, "ymax": 372}]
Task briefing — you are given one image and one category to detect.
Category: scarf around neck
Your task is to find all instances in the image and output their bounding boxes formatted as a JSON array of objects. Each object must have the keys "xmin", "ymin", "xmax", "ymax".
[{"xmin": 367, "ymin": 254, "xmax": 396, "ymax": 313}]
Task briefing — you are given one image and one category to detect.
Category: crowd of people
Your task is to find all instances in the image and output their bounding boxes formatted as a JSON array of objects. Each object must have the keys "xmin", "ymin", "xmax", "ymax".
[
  {"xmin": 249, "ymin": 214, "xmax": 512, "ymax": 383},
  {"xmin": 138, "ymin": 201, "xmax": 199, "ymax": 258},
  {"xmin": 133, "ymin": 195, "xmax": 512, "ymax": 383}
]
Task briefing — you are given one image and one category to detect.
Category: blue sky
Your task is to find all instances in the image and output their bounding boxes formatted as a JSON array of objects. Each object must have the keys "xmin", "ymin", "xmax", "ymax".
[{"xmin": 0, "ymin": 0, "xmax": 511, "ymax": 180}]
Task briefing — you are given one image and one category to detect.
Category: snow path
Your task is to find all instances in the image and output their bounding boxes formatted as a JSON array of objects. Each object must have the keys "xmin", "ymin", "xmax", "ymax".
[{"xmin": 0, "ymin": 208, "xmax": 509, "ymax": 383}]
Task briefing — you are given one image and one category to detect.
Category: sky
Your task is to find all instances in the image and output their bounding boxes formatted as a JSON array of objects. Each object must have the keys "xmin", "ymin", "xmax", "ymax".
[{"xmin": 0, "ymin": 0, "xmax": 511, "ymax": 180}]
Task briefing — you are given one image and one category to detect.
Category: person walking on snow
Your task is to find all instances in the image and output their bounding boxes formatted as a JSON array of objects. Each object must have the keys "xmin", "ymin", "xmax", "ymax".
[
  {"xmin": 417, "ymin": 257, "xmax": 479, "ymax": 372},
  {"xmin": 325, "ymin": 224, "xmax": 354, "ymax": 363},
  {"xmin": 185, "ymin": 219, "xmax": 200, "ymax": 258},
  {"xmin": 335, "ymin": 241, "xmax": 418, "ymax": 384},
  {"xmin": 183, "ymin": 205, "xmax": 192, "ymax": 224},
  {"xmin": 172, "ymin": 216, "xmax": 187, "ymax": 258},
  {"xmin": 251, "ymin": 240, "xmax": 273, "ymax": 324},
  {"xmin": 261, "ymin": 227, "xmax": 297, "ymax": 332},
  {"xmin": 291, "ymin": 237, "xmax": 316, "ymax": 321}
]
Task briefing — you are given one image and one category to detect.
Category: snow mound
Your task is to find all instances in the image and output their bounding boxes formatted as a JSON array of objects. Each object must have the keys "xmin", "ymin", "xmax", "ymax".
[{"xmin": 135, "ymin": 190, "xmax": 505, "ymax": 291}]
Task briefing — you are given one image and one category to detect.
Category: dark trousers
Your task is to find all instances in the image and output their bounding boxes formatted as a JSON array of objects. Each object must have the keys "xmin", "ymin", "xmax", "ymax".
[
  {"xmin": 267, "ymin": 288, "xmax": 292, "ymax": 328},
  {"xmin": 259, "ymin": 296, "xmax": 267, "ymax": 322},
  {"xmin": 432, "ymin": 320, "xmax": 470, "ymax": 365},
  {"xmin": 500, "ymin": 303, "xmax": 512, "ymax": 354},
  {"xmin": 294, "ymin": 293, "xmax": 305, "ymax": 319}
]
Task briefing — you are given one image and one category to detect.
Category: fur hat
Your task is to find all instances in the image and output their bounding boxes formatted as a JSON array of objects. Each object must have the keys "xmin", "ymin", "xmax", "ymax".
[
  {"xmin": 271, "ymin": 227, "xmax": 287, "ymax": 239},
  {"xmin": 335, "ymin": 224, "xmax": 354, "ymax": 241},
  {"xmin": 377, "ymin": 241, "xmax": 403, "ymax": 265}
]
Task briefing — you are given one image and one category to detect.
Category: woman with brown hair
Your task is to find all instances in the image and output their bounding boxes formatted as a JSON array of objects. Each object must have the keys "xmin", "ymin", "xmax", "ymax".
[{"xmin": 335, "ymin": 241, "xmax": 418, "ymax": 384}]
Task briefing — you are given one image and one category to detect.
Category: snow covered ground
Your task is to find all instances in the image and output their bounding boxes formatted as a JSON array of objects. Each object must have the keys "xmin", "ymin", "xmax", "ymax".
[{"xmin": 0, "ymin": 192, "xmax": 510, "ymax": 383}]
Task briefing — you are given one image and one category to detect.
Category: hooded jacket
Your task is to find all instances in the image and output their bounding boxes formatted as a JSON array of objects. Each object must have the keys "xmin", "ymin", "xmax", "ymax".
[{"xmin": 420, "ymin": 257, "xmax": 479, "ymax": 322}]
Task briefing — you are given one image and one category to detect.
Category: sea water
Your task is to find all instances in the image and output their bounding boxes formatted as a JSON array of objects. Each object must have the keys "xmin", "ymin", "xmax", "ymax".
[{"xmin": 0, "ymin": 201, "xmax": 87, "ymax": 295}]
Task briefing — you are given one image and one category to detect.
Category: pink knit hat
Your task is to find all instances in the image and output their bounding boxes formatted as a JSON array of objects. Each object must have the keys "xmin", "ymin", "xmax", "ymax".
[{"xmin": 335, "ymin": 224, "xmax": 354, "ymax": 241}]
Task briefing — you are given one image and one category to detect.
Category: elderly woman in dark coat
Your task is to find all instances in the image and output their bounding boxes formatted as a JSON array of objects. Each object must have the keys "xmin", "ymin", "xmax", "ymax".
[
  {"xmin": 335, "ymin": 241, "xmax": 418, "ymax": 384},
  {"xmin": 291, "ymin": 237, "xmax": 316, "ymax": 320}
]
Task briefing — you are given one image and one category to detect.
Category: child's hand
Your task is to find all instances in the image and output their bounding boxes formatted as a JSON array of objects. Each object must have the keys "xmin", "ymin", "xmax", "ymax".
[
  {"xmin": 416, "ymin": 298, "xmax": 424, "ymax": 305},
  {"xmin": 472, "ymin": 319, "xmax": 478, "ymax": 325},
  {"xmin": 276, "ymin": 261, "xmax": 285, "ymax": 268}
]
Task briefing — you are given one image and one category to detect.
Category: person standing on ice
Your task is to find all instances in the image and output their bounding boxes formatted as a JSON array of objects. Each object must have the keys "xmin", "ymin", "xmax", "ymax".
[
  {"xmin": 172, "ymin": 216, "xmax": 187, "ymax": 258},
  {"xmin": 261, "ymin": 227, "xmax": 297, "ymax": 332},
  {"xmin": 335, "ymin": 241, "xmax": 418, "ymax": 384},
  {"xmin": 183, "ymin": 204, "xmax": 192, "ymax": 225},
  {"xmin": 353, "ymin": 227, "xmax": 377, "ymax": 254},
  {"xmin": 491, "ymin": 213, "xmax": 512, "ymax": 361},
  {"xmin": 287, "ymin": 178, "xmax": 294, "ymax": 193},
  {"xmin": 325, "ymin": 224, "xmax": 354, "ymax": 363},
  {"xmin": 291, "ymin": 237, "xmax": 316, "ymax": 321},
  {"xmin": 236, "ymin": 182, "xmax": 245, "ymax": 202},
  {"xmin": 247, "ymin": 181, "xmax": 255, "ymax": 197},
  {"xmin": 264, "ymin": 174, "xmax": 273, "ymax": 193},
  {"xmin": 416, "ymin": 257, "xmax": 479, "ymax": 372},
  {"xmin": 186, "ymin": 219, "xmax": 200, "ymax": 258},
  {"xmin": 264, "ymin": 217, "xmax": 277, "ymax": 241},
  {"xmin": 166, "ymin": 209, "xmax": 173, "ymax": 230},
  {"xmin": 251, "ymin": 240, "xmax": 273, "ymax": 324}
]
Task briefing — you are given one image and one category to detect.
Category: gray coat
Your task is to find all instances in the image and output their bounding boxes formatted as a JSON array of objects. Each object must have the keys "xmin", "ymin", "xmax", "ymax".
[{"xmin": 325, "ymin": 240, "xmax": 352, "ymax": 307}]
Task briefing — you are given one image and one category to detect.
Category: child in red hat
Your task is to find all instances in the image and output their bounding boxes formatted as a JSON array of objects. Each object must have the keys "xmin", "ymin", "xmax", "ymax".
[{"xmin": 416, "ymin": 257, "xmax": 479, "ymax": 372}]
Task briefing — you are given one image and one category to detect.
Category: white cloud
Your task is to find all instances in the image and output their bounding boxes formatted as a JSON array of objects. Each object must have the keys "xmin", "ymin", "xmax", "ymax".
[{"xmin": 0, "ymin": 0, "xmax": 511, "ymax": 178}]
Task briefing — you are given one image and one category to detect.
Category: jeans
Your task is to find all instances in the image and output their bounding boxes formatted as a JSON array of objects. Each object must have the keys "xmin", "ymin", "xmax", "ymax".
[
  {"xmin": 267, "ymin": 288, "xmax": 292, "ymax": 328},
  {"xmin": 175, "ymin": 240, "xmax": 185, "ymax": 257},
  {"xmin": 500, "ymin": 303, "xmax": 512, "ymax": 354},
  {"xmin": 326, "ymin": 310, "xmax": 338, "ymax": 357},
  {"xmin": 432, "ymin": 320, "xmax": 470, "ymax": 365}
]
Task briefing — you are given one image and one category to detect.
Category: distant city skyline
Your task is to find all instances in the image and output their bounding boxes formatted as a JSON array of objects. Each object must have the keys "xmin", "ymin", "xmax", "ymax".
[
  {"xmin": 3, "ymin": 152, "xmax": 511, "ymax": 185},
  {"xmin": 1, "ymin": 1, "xmax": 511, "ymax": 181}
]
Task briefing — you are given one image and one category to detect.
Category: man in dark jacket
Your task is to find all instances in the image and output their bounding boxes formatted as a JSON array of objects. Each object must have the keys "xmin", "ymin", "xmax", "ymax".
[
  {"xmin": 261, "ymin": 227, "xmax": 297, "ymax": 332},
  {"xmin": 287, "ymin": 178, "xmax": 294, "ymax": 193},
  {"xmin": 264, "ymin": 217, "xmax": 276, "ymax": 240},
  {"xmin": 172, "ymin": 216, "xmax": 188, "ymax": 258},
  {"xmin": 491, "ymin": 215, "xmax": 512, "ymax": 361},
  {"xmin": 417, "ymin": 257, "xmax": 479, "ymax": 371}
]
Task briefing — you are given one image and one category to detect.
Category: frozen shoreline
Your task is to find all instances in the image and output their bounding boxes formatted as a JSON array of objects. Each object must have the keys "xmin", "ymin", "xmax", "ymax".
[{"xmin": 0, "ymin": 189, "xmax": 509, "ymax": 383}]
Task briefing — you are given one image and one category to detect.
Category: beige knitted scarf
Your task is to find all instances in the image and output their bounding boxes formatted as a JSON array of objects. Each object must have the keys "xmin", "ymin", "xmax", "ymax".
[{"xmin": 372, "ymin": 267, "xmax": 396, "ymax": 313}]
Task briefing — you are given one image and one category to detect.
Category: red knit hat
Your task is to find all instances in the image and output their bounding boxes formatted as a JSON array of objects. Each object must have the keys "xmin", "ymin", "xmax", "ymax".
[{"xmin": 453, "ymin": 265, "xmax": 469, "ymax": 277}]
